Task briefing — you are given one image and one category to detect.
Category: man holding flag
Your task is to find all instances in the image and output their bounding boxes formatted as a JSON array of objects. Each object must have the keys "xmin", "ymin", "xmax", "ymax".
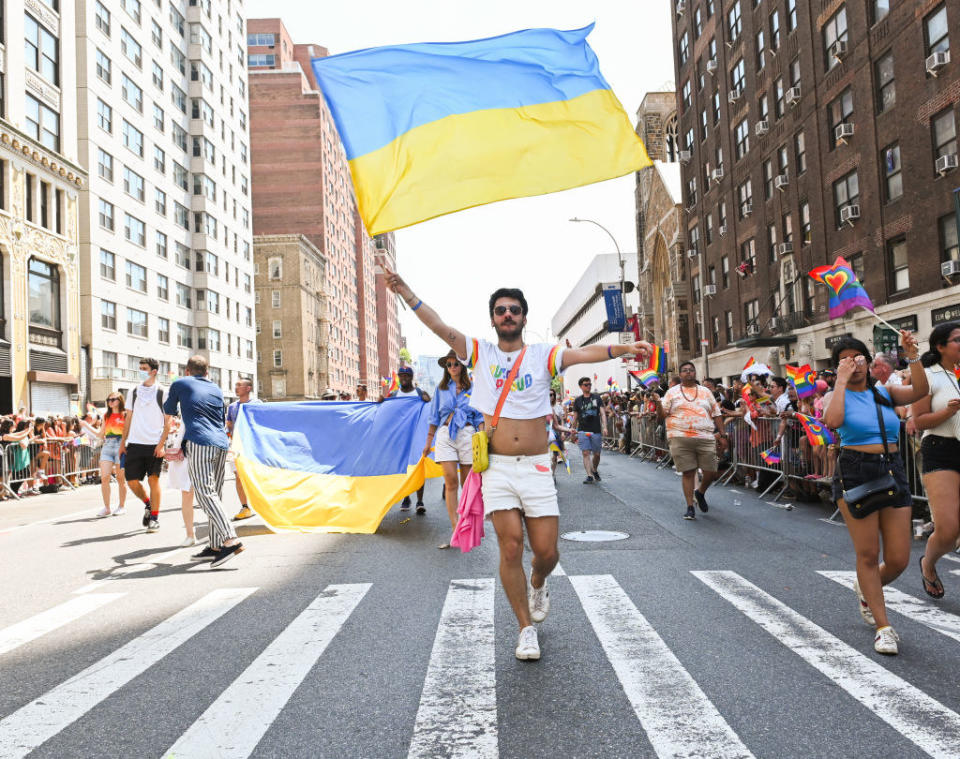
[{"xmin": 384, "ymin": 265, "xmax": 651, "ymax": 661}]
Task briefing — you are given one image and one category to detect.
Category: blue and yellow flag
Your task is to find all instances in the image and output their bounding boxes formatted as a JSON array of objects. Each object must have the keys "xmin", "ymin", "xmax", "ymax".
[
  {"xmin": 312, "ymin": 24, "xmax": 651, "ymax": 235},
  {"xmin": 232, "ymin": 398, "xmax": 442, "ymax": 534}
]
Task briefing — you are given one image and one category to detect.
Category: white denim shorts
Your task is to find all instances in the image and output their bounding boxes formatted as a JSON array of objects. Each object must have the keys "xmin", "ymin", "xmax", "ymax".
[
  {"xmin": 434, "ymin": 424, "xmax": 474, "ymax": 465},
  {"xmin": 482, "ymin": 453, "xmax": 559, "ymax": 519}
]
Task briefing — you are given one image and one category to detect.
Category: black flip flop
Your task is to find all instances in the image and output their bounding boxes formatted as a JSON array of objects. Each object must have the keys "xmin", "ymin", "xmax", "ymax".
[{"xmin": 920, "ymin": 555, "xmax": 945, "ymax": 599}]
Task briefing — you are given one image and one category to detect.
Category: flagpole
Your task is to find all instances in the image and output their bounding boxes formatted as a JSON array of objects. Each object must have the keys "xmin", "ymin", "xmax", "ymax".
[{"xmin": 869, "ymin": 311, "xmax": 906, "ymax": 335}]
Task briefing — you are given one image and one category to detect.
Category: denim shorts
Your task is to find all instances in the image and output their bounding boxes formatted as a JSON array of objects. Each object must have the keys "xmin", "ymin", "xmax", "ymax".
[
  {"xmin": 577, "ymin": 431, "xmax": 603, "ymax": 453},
  {"xmin": 100, "ymin": 436, "xmax": 122, "ymax": 464},
  {"xmin": 831, "ymin": 448, "xmax": 912, "ymax": 508},
  {"xmin": 921, "ymin": 435, "xmax": 960, "ymax": 475}
]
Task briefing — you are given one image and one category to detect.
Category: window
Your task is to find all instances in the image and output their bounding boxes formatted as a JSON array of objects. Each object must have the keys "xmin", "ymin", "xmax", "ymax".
[
  {"xmin": 876, "ymin": 52, "xmax": 895, "ymax": 113},
  {"xmin": 767, "ymin": 223, "xmax": 778, "ymax": 262},
  {"xmin": 99, "ymin": 249, "xmax": 116, "ymax": 280},
  {"xmin": 888, "ymin": 238, "xmax": 909, "ymax": 292},
  {"xmin": 95, "ymin": 100, "xmax": 111, "ymax": 136},
  {"xmin": 823, "ymin": 7, "xmax": 848, "ymax": 71},
  {"xmin": 694, "ymin": 6, "xmax": 703, "ymax": 37},
  {"xmin": 730, "ymin": 58, "xmax": 746, "ymax": 94},
  {"xmin": 122, "ymin": 120, "xmax": 144, "ymax": 156},
  {"xmin": 705, "ymin": 212, "xmax": 714, "ymax": 244},
  {"xmin": 794, "ymin": 131, "xmax": 807, "ymax": 174},
  {"xmin": 725, "ymin": 311, "xmax": 734, "ymax": 343},
  {"xmin": 693, "ymin": 274, "xmax": 701, "ymax": 305},
  {"xmin": 28, "ymin": 258, "xmax": 60, "ymax": 331},
  {"xmin": 827, "ymin": 88, "xmax": 854, "ymax": 149},
  {"xmin": 686, "ymin": 177, "xmax": 697, "ymax": 206},
  {"xmin": 173, "ymin": 162, "xmax": 188, "ymax": 191},
  {"xmin": 682, "ymin": 80, "xmax": 692, "ymax": 110},
  {"xmin": 170, "ymin": 4, "xmax": 185, "ymax": 36},
  {"xmin": 728, "ymin": 1, "xmax": 742, "ymax": 42},
  {"xmin": 932, "ymin": 108, "xmax": 957, "ymax": 161},
  {"xmin": 206, "ymin": 290, "xmax": 220, "ymax": 313},
  {"xmin": 97, "ymin": 149, "xmax": 114, "ymax": 182},
  {"xmin": 268, "ymin": 257, "xmax": 282, "ymax": 280},
  {"xmin": 777, "ymin": 144, "xmax": 789, "ymax": 176},
  {"xmin": 121, "ymin": 0, "xmax": 141, "ymax": 23},
  {"xmin": 770, "ymin": 9, "xmax": 781, "ymax": 50},
  {"xmin": 123, "ymin": 167, "xmax": 145, "ymax": 201},
  {"xmin": 95, "ymin": 2, "xmax": 111, "ymax": 36},
  {"xmin": 744, "ymin": 299, "xmax": 759, "ymax": 334},
  {"xmin": 99, "ymin": 199, "xmax": 114, "ymax": 230},
  {"xmin": 273, "ymin": 349, "xmax": 283, "ymax": 368},
  {"xmin": 926, "ymin": 4, "xmax": 949, "ymax": 57},
  {"xmin": 272, "ymin": 320, "xmax": 282, "ymax": 338},
  {"xmin": 774, "ymin": 77, "xmax": 785, "ymax": 119},
  {"xmin": 158, "ymin": 317, "xmax": 170, "ymax": 343},
  {"xmin": 155, "ymin": 188, "xmax": 166, "ymax": 215},
  {"xmin": 882, "ymin": 144, "xmax": 902, "ymax": 201},
  {"xmin": 271, "ymin": 290, "xmax": 280, "ymax": 308},
  {"xmin": 101, "ymin": 300, "xmax": 117, "ymax": 330},
  {"xmin": 156, "ymin": 230, "xmax": 167, "ymax": 258},
  {"xmin": 24, "ymin": 13, "xmax": 59, "ymax": 85},
  {"xmin": 150, "ymin": 147, "xmax": 165, "ymax": 176},
  {"xmin": 787, "ymin": 0, "xmax": 798, "ymax": 32},
  {"xmin": 721, "ymin": 255, "xmax": 730, "ymax": 288},
  {"xmin": 96, "ymin": 49, "xmax": 112, "ymax": 83},
  {"xmin": 121, "ymin": 74, "xmax": 143, "ymax": 112},
  {"xmin": 763, "ymin": 159, "xmax": 774, "ymax": 199},
  {"xmin": 124, "ymin": 213, "xmax": 146, "ymax": 246},
  {"xmin": 207, "ymin": 329, "xmax": 220, "ymax": 352},
  {"xmin": 783, "ymin": 213, "xmax": 793, "ymax": 243},
  {"xmin": 176, "ymin": 282, "xmax": 192, "ymax": 308},
  {"xmin": 151, "ymin": 19, "xmax": 162, "ymax": 48},
  {"xmin": 175, "ymin": 242, "xmax": 189, "ymax": 268},
  {"xmin": 126, "ymin": 261, "xmax": 147, "ymax": 293},
  {"xmin": 758, "ymin": 93, "xmax": 769, "ymax": 122},
  {"xmin": 172, "ymin": 123, "xmax": 187, "ymax": 152},
  {"xmin": 177, "ymin": 323, "xmax": 192, "ymax": 348},
  {"xmin": 247, "ymin": 54, "xmax": 276, "ymax": 67},
  {"xmin": 737, "ymin": 179, "xmax": 753, "ymax": 217},
  {"xmin": 800, "ymin": 201, "xmax": 811, "ymax": 245},
  {"xmin": 804, "ymin": 278, "xmax": 816, "ymax": 314},
  {"xmin": 872, "ymin": 1, "xmax": 891, "ymax": 24},
  {"xmin": 712, "ymin": 90, "xmax": 721, "ymax": 124},
  {"xmin": 153, "ymin": 103, "xmax": 164, "ymax": 132},
  {"xmin": 734, "ymin": 119, "xmax": 750, "ymax": 160},
  {"xmin": 174, "ymin": 202, "xmax": 189, "ymax": 229},
  {"xmin": 755, "ymin": 29, "xmax": 766, "ymax": 71},
  {"xmin": 126, "ymin": 308, "xmax": 147, "ymax": 338},
  {"xmin": 718, "ymin": 201, "xmax": 727, "ymax": 229},
  {"xmin": 940, "ymin": 214, "xmax": 960, "ymax": 262},
  {"xmin": 740, "ymin": 238, "xmax": 756, "ymax": 268},
  {"xmin": 151, "ymin": 60, "xmax": 164, "ymax": 90},
  {"xmin": 832, "ymin": 170, "xmax": 859, "ymax": 227},
  {"xmin": 121, "ymin": 27, "xmax": 142, "ymax": 68},
  {"xmin": 789, "ymin": 57, "xmax": 801, "ymax": 88},
  {"xmin": 247, "ymin": 32, "xmax": 277, "ymax": 45},
  {"xmin": 193, "ymin": 174, "xmax": 216, "ymax": 200},
  {"xmin": 24, "ymin": 95, "xmax": 59, "ymax": 151},
  {"xmin": 171, "ymin": 84, "xmax": 186, "ymax": 113}
]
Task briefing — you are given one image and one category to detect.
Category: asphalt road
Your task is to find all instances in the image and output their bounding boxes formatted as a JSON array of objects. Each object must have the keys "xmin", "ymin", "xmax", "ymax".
[{"xmin": 1, "ymin": 452, "xmax": 959, "ymax": 759}]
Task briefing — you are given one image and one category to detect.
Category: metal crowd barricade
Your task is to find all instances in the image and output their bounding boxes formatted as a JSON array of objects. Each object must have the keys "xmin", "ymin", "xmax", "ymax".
[
  {"xmin": 630, "ymin": 415, "xmax": 673, "ymax": 469},
  {"xmin": 720, "ymin": 417, "xmax": 789, "ymax": 501},
  {"xmin": 61, "ymin": 439, "xmax": 103, "ymax": 485},
  {"xmin": 601, "ymin": 414, "xmax": 618, "ymax": 450},
  {"xmin": 2, "ymin": 440, "xmax": 75, "ymax": 499}
]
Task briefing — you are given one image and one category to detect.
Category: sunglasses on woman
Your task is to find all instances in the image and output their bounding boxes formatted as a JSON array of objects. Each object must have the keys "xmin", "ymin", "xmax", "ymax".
[
  {"xmin": 493, "ymin": 305, "xmax": 523, "ymax": 316},
  {"xmin": 445, "ymin": 361, "xmax": 459, "ymax": 368},
  {"xmin": 108, "ymin": 397, "xmax": 120, "ymax": 402}
]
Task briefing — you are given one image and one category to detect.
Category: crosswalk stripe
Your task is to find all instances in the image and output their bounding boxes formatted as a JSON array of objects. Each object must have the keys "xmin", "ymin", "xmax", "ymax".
[
  {"xmin": 0, "ymin": 594, "xmax": 125, "ymax": 656},
  {"xmin": 694, "ymin": 570, "xmax": 960, "ymax": 758},
  {"xmin": 0, "ymin": 587, "xmax": 256, "ymax": 759},
  {"xmin": 164, "ymin": 583, "xmax": 371, "ymax": 759},
  {"xmin": 818, "ymin": 571, "xmax": 960, "ymax": 645},
  {"xmin": 408, "ymin": 578, "xmax": 497, "ymax": 759},
  {"xmin": 569, "ymin": 575, "xmax": 754, "ymax": 759}
]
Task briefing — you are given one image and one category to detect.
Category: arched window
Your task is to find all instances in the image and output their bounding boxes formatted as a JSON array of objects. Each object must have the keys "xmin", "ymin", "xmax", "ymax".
[{"xmin": 664, "ymin": 115, "xmax": 679, "ymax": 162}]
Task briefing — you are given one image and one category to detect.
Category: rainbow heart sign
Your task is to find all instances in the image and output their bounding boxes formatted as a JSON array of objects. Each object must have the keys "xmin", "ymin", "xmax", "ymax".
[{"xmin": 809, "ymin": 255, "xmax": 875, "ymax": 319}]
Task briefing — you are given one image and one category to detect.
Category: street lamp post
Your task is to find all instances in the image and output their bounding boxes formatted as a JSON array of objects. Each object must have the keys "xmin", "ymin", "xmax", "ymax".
[{"xmin": 570, "ymin": 217, "xmax": 625, "ymax": 291}]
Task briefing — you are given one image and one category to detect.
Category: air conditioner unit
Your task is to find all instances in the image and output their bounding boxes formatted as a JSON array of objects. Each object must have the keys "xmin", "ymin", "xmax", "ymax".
[
  {"xmin": 728, "ymin": 88, "xmax": 743, "ymax": 104},
  {"xmin": 840, "ymin": 203, "xmax": 861, "ymax": 224},
  {"xmin": 777, "ymin": 241, "xmax": 794, "ymax": 256},
  {"xmin": 942, "ymin": 260, "xmax": 960, "ymax": 277},
  {"xmin": 711, "ymin": 167, "xmax": 724, "ymax": 182},
  {"xmin": 834, "ymin": 122, "xmax": 855, "ymax": 144},
  {"xmin": 768, "ymin": 317, "xmax": 783, "ymax": 332},
  {"xmin": 830, "ymin": 39, "xmax": 848, "ymax": 61},
  {"xmin": 676, "ymin": 0, "xmax": 686, "ymax": 15},
  {"xmin": 774, "ymin": 174, "xmax": 789, "ymax": 190},
  {"xmin": 747, "ymin": 324, "xmax": 760, "ymax": 336},
  {"xmin": 743, "ymin": 202, "xmax": 753, "ymax": 217},
  {"xmin": 755, "ymin": 120, "xmax": 769, "ymax": 136},
  {"xmin": 703, "ymin": 284, "xmax": 718, "ymax": 297},
  {"xmin": 786, "ymin": 86, "xmax": 801, "ymax": 105},
  {"xmin": 687, "ymin": 248, "xmax": 699, "ymax": 259},
  {"xmin": 706, "ymin": 58, "xmax": 718, "ymax": 74},
  {"xmin": 719, "ymin": 224, "xmax": 728, "ymax": 237},
  {"xmin": 679, "ymin": 150, "xmax": 692, "ymax": 163},
  {"xmin": 935, "ymin": 153, "xmax": 958, "ymax": 174},
  {"xmin": 927, "ymin": 50, "xmax": 950, "ymax": 76}
]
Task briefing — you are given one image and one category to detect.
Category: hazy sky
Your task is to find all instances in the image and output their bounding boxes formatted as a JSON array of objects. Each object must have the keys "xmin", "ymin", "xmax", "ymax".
[{"xmin": 246, "ymin": 0, "xmax": 676, "ymax": 358}]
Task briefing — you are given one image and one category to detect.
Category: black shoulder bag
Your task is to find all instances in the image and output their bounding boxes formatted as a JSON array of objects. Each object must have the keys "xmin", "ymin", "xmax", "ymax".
[{"xmin": 841, "ymin": 396, "xmax": 900, "ymax": 519}]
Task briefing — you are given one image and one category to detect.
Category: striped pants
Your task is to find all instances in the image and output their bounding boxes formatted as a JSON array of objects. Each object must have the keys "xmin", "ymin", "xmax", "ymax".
[{"xmin": 185, "ymin": 442, "xmax": 236, "ymax": 549}]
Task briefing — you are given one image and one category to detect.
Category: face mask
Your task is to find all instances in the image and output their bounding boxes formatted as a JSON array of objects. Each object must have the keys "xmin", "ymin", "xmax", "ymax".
[{"xmin": 139, "ymin": 370, "xmax": 150, "ymax": 381}]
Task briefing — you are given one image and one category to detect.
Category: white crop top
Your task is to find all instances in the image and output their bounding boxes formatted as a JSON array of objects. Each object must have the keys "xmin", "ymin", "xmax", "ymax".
[
  {"xmin": 460, "ymin": 337, "xmax": 564, "ymax": 420},
  {"xmin": 922, "ymin": 366, "xmax": 960, "ymax": 440}
]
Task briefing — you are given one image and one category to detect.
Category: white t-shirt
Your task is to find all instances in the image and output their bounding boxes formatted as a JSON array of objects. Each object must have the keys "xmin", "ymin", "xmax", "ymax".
[
  {"xmin": 460, "ymin": 337, "xmax": 564, "ymax": 420},
  {"xmin": 923, "ymin": 366, "xmax": 960, "ymax": 440},
  {"xmin": 126, "ymin": 382, "xmax": 165, "ymax": 445},
  {"xmin": 774, "ymin": 393, "xmax": 791, "ymax": 414},
  {"xmin": 395, "ymin": 387, "xmax": 422, "ymax": 398}
]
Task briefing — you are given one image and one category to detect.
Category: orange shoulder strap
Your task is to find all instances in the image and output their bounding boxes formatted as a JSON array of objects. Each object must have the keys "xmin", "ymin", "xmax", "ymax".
[{"xmin": 490, "ymin": 346, "xmax": 527, "ymax": 431}]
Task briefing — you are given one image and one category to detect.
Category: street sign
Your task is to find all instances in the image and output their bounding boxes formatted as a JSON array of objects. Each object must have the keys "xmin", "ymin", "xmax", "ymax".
[{"xmin": 602, "ymin": 282, "xmax": 626, "ymax": 331}]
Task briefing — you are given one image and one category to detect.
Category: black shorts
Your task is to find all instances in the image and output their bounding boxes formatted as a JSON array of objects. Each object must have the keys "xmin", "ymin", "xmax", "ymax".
[
  {"xmin": 832, "ymin": 448, "xmax": 912, "ymax": 508},
  {"xmin": 123, "ymin": 442, "xmax": 164, "ymax": 481},
  {"xmin": 921, "ymin": 435, "xmax": 960, "ymax": 475}
]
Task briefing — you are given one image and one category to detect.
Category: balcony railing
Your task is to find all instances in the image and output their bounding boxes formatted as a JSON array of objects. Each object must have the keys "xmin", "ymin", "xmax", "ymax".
[{"xmin": 93, "ymin": 366, "xmax": 140, "ymax": 381}]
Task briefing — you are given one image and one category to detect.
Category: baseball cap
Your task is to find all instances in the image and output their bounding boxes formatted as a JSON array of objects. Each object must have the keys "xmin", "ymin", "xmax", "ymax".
[{"xmin": 398, "ymin": 366, "xmax": 413, "ymax": 375}]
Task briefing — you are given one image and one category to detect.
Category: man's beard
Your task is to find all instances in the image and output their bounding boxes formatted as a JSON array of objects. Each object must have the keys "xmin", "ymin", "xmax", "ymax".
[{"xmin": 494, "ymin": 321, "xmax": 524, "ymax": 340}]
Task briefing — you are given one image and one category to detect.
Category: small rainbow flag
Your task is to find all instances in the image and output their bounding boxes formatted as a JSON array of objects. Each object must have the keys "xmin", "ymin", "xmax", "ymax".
[
  {"xmin": 387, "ymin": 371, "xmax": 400, "ymax": 395},
  {"xmin": 760, "ymin": 446, "xmax": 782, "ymax": 465},
  {"xmin": 647, "ymin": 343, "xmax": 667, "ymax": 373},
  {"xmin": 785, "ymin": 363, "xmax": 817, "ymax": 399},
  {"xmin": 549, "ymin": 442, "xmax": 571, "ymax": 473},
  {"xmin": 630, "ymin": 369, "xmax": 660, "ymax": 389},
  {"xmin": 796, "ymin": 413, "xmax": 836, "ymax": 447},
  {"xmin": 809, "ymin": 255, "xmax": 875, "ymax": 319},
  {"xmin": 742, "ymin": 357, "xmax": 756, "ymax": 371}
]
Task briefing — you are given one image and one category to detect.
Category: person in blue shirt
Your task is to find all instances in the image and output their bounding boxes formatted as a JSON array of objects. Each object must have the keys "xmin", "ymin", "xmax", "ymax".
[
  {"xmin": 421, "ymin": 350, "xmax": 483, "ymax": 548},
  {"xmin": 163, "ymin": 355, "xmax": 244, "ymax": 569}
]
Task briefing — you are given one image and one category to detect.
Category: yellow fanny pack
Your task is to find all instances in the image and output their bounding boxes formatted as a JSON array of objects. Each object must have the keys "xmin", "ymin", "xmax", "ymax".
[{"xmin": 472, "ymin": 346, "xmax": 527, "ymax": 473}]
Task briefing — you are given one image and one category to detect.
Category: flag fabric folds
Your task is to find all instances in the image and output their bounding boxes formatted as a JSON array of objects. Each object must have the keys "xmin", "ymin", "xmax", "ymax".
[
  {"xmin": 760, "ymin": 446, "xmax": 782, "ymax": 465},
  {"xmin": 311, "ymin": 24, "xmax": 651, "ymax": 235},
  {"xmin": 809, "ymin": 256, "xmax": 875, "ymax": 319},
  {"xmin": 742, "ymin": 357, "xmax": 756, "ymax": 371},
  {"xmin": 232, "ymin": 398, "xmax": 443, "ymax": 534},
  {"xmin": 796, "ymin": 413, "xmax": 836, "ymax": 447},
  {"xmin": 784, "ymin": 364, "xmax": 817, "ymax": 399},
  {"xmin": 647, "ymin": 344, "xmax": 667, "ymax": 374},
  {"xmin": 629, "ymin": 369, "xmax": 660, "ymax": 389}
]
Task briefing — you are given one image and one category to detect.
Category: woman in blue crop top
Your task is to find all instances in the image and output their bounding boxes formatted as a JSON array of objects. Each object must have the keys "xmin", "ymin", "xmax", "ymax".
[{"xmin": 822, "ymin": 334, "xmax": 928, "ymax": 655}]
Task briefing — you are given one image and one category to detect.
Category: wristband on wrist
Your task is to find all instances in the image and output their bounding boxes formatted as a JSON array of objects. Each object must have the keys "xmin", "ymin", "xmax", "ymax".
[
  {"xmin": 906, "ymin": 356, "xmax": 920, "ymax": 364},
  {"xmin": 411, "ymin": 299, "xmax": 423, "ymax": 311},
  {"xmin": 607, "ymin": 345, "xmax": 614, "ymax": 359}
]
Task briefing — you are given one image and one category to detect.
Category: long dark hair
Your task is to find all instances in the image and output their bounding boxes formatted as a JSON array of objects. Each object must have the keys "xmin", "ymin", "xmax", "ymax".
[
  {"xmin": 830, "ymin": 336, "xmax": 892, "ymax": 407},
  {"xmin": 438, "ymin": 360, "xmax": 471, "ymax": 392},
  {"xmin": 921, "ymin": 320, "xmax": 960, "ymax": 368}
]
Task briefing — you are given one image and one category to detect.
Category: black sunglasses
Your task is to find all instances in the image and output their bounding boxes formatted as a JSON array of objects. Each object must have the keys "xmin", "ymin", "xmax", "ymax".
[
  {"xmin": 581, "ymin": 382, "xmax": 592, "ymax": 387},
  {"xmin": 445, "ymin": 361, "xmax": 459, "ymax": 368},
  {"xmin": 494, "ymin": 305, "xmax": 523, "ymax": 316}
]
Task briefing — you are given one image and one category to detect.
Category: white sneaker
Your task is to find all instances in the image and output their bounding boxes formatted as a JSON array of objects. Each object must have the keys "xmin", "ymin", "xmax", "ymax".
[
  {"xmin": 874, "ymin": 625, "xmax": 900, "ymax": 655},
  {"xmin": 113, "ymin": 505, "xmax": 126, "ymax": 517},
  {"xmin": 853, "ymin": 580, "xmax": 875, "ymax": 626},
  {"xmin": 515, "ymin": 625, "xmax": 540, "ymax": 661},
  {"xmin": 96, "ymin": 507, "xmax": 111, "ymax": 518},
  {"xmin": 179, "ymin": 536, "xmax": 198, "ymax": 547},
  {"xmin": 529, "ymin": 580, "xmax": 550, "ymax": 623}
]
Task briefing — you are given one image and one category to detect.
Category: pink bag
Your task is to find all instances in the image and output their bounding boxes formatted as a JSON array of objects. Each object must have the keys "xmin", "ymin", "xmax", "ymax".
[{"xmin": 449, "ymin": 470, "xmax": 485, "ymax": 553}]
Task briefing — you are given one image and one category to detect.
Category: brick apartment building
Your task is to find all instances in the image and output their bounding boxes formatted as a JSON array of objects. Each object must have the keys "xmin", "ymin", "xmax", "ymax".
[
  {"xmin": 373, "ymin": 232, "xmax": 402, "ymax": 380},
  {"xmin": 247, "ymin": 18, "xmax": 389, "ymax": 394},
  {"xmin": 670, "ymin": 0, "xmax": 960, "ymax": 382}
]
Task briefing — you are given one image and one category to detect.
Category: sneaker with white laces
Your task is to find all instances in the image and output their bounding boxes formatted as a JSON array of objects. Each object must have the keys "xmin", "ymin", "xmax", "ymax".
[
  {"xmin": 853, "ymin": 579, "xmax": 875, "ymax": 626},
  {"xmin": 874, "ymin": 625, "xmax": 900, "ymax": 655},
  {"xmin": 96, "ymin": 506, "xmax": 111, "ymax": 518},
  {"xmin": 515, "ymin": 625, "xmax": 540, "ymax": 661},
  {"xmin": 113, "ymin": 505, "xmax": 126, "ymax": 517},
  {"xmin": 529, "ymin": 580, "xmax": 550, "ymax": 623}
]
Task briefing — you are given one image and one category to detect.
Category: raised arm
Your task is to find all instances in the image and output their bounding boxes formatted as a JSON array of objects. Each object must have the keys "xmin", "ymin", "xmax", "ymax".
[
  {"xmin": 560, "ymin": 341, "xmax": 652, "ymax": 372},
  {"xmin": 383, "ymin": 265, "xmax": 466, "ymax": 358}
]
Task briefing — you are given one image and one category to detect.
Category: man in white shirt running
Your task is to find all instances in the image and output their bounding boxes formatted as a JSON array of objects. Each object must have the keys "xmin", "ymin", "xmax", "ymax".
[{"xmin": 385, "ymin": 266, "xmax": 651, "ymax": 661}]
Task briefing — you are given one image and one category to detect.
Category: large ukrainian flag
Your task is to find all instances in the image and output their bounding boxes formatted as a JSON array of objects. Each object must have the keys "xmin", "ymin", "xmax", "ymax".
[
  {"xmin": 311, "ymin": 24, "xmax": 651, "ymax": 235},
  {"xmin": 232, "ymin": 398, "xmax": 442, "ymax": 534}
]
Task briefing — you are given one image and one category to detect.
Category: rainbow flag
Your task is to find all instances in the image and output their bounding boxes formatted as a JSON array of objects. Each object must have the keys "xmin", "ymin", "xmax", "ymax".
[
  {"xmin": 796, "ymin": 413, "xmax": 836, "ymax": 447},
  {"xmin": 809, "ymin": 256, "xmax": 875, "ymax": 319},
  {"xmin": 785, "ymin": 364, "xmax": 817, "ymax": 399},
  {"xmin": 647, "ymin": 343, "xmax": 667, "ymax": 374},
  {"xmin": 742, "ymin": 357, "xmax": 756, "ymax": 371},
  {"xmin": 760, "ymin": 446, "xmax": 782, "ymax": 465},
  {"xmin": 312, "ymin": 25, "xmax": 650, "ymax": 235},
  {"xmin": 549, "ymin": 442, "xmax": 571, "ymax": 473},
  {"xmin": 630, "ymin": 369, "xmax": 660, "ymax": 389},
  {"xmin": 387, "ymin": 371, "xmax": 400, "ymax": 395}
]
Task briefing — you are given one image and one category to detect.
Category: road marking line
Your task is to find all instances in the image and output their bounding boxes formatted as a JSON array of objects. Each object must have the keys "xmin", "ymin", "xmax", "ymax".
[
  {"xmin": 552, "ymin": 562, "xmax": 566, "ymax": 576},
  {"xmin": 942, "ymin": 554, "xmax": 960, "ymax": 564},
  {"xmin": 164, "ymin": 584, "xmax": 370, "ymax": 759},
  {"xmin": 0, "ymin": 587, "xmax": 256, "ymax": 759},
  {"xmin": 570, "ymin": 575, "xmax": 754, "ymax": 759},
  {"xmin": 0, "ymin": 594, "xmax": 125, "ymax": 656},
  {"xmin": 408, "ymin": 578, "xmax": 497, "ymax": 759},
  {"xmin": 694, "ymin": 570, "xmax": 960, "ymax": 758},
  {"xmin": 819, "ymin": 571, "xmax": 960, "ymax": 645}
]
